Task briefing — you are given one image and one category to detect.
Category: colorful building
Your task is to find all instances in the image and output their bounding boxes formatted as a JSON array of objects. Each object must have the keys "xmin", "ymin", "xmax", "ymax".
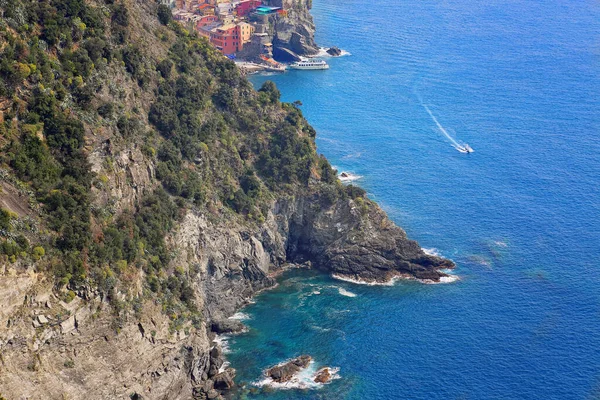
[
  {"xmin": 196, "ymin": 15, "xmax": 219, "ymax": 29},
  {"xmin": 197, "ymin": 4, "xmax": 215, "ymax": 15},
  {"xmin": 209, "ymin": 24, "xmax": 241, "ymax": 55},
  {"xmin": 235, "ymin": 0, "xmax": 262, "ymax": 17},
  {"xmin": 237, "ymin": 21, "xmax": 255, "ymax": 44}
]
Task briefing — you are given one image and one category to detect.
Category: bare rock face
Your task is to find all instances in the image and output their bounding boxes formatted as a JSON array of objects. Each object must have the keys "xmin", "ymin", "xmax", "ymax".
[
  {"xmin": 278, "ymin": 193, "xmax": 454, "ymax": 283},
  {"xmin": 266, "ymin": 0, "xmax": 320, "ymax": 58},
  {"xmin": 266, "ymin": 355, "xmax": 312, "ymax": 383},
  {"xmin": 211, "ymin": 319, "xmax": 245, "ymax": 334}
]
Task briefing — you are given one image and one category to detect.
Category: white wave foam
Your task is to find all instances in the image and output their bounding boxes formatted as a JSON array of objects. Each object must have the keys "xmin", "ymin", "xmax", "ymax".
[
  {"xmin": 332, "ymin": 273, "xmax": 398, "ymax": 286},
  {"xmin": 342, "ymin": 152, "xmax": 362, "ymax": 159},
  {"xmin": 333, "ymin": 272, "xmax": 459, "ymax": 286},
  {"xmin": 422, "ymin": 247, "xmax": 441, "ymax": 257},
  {"xmin": 309, "ymin": 47, "xmax": 352, "ymax": 58},
  {"xmin": 310, "ymin": 325, "xmax": 332, "ymax": 333},
  {"xmin": 338, "ymin": 172, "xmax": 362, "ymax": 183},
  {"xmin": 229, "ymin": 312, "xmax": 251, "ymax": 321},
  {"xmin": 254, "ymin": 360, "xmax": 340, "ymax": 390},
  {"xmin": 337, "ymin": 287, "xmax": 357, "ymax": 297},
  {"xmin": 213, "ymin": 335, "xmax": 231, "ymax": 354},
  {"xmin": 421, "ymin": 274, "xmax": 460, "ymax": 284},
  {"xmin": 494, "ymin": 240, "xmax": 508, "ymax": 248},
  {"xmin": 218, "ymin": 360, "xmax": 230, "ymax": 374}
]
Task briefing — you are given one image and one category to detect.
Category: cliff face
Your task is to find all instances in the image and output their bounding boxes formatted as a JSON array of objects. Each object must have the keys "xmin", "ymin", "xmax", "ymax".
[
  {"xmin": 0, "ymin": 0, "xmax": 452, "ymax": 398},
  {"xmin": 267, "ymin": 0, "xmax": 319, "ymax": 60},
  {"xmin": 0, "ymin": 191, "xmax": 452, "ymax": 399}
]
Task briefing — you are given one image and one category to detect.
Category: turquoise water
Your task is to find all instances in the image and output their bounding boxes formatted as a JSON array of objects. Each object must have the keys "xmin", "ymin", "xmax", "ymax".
[{"xmin": 227, "ymin": 0, "xmax": 600, "ymax": 398}]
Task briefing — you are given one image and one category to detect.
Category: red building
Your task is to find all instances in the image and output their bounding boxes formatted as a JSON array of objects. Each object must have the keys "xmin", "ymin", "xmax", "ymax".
[
  {"xmin": 209, "ymin": 24, "xmax": 242, "ymax": 55},
  {"xmin": 235, "ymin": 0, "xmax": 262, "ymax": 17},
  {"xmin": 196, "ymin": 15, "xmax": 219, "ymax": 29}
]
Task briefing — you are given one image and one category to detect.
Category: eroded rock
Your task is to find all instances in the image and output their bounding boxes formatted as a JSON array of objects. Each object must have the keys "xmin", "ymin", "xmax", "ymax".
[
  {"xmin": 266, "ymin": 355, "xmax": 312, "ymax": 383},
  {"xmin": 314, "ymin": 368, "xmax": 331, "ymax": 383}
]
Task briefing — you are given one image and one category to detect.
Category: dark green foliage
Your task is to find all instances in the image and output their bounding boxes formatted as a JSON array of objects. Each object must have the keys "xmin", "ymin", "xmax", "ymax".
[
  {"xmin": 258, "ymin": 81, "xmax": 280, "ymax": 104},
  {"xmin": 7, "ymin": 131, "xmax": 62, "ymax": 191},
  {"xmin": 135, "ymin": 188, "xmax": 180, "ymax": 268},
  {"xmin": 0, "ymin": 240, "xmax": 22, "ymax": 257},
  {"xmin": 97, "ymin": 103, "xmax": 115, "ymax": 119},
  {"xmin": 319, "ymin": 155, "xmax": 337, "ymax": 184},
  {"xmin": 43, "ymin": 177, "xmax": 90, "ymax": 251},
  {"xmin": 157, "ymin": 4, "xmax": 172, "ymax": 26},
  {"xmin": 83, "ymin": 38, "xmax": 110, "ymax": 63},
  {"xmin": 257, "ymin": 122, "xmax": 314, "ymax": 186},
  {"xmin": 345, "ymin": 184, "xmax": 366, "ymax": 199},
  {"xmin": 157, "ymin": 59, "xmax": 173, "ymax": 79},
  {"xmin": 121, "ymin": 46, "xmax": 150, "ymax": 86},
  {"xmin": 0, "ymin": 209, "xmax": 12, "ymax": 231},
  {"xmin": 111, "ymin": 2, "xmax": 129, "ymax": 43}
]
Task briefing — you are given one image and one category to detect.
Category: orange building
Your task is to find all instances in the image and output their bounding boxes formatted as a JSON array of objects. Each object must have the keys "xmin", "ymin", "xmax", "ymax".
[{"xmin": 209, "ymin": 24, "xmax": 241, "ymax": 55}]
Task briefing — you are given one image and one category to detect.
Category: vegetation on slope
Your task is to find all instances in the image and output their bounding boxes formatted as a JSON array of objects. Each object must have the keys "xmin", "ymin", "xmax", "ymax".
[{"xmin": 0, "ymin": 0, "xmax": 365, "ymax": 330}]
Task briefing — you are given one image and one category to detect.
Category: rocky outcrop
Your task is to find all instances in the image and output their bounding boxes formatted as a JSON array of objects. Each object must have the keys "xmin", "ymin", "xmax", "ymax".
[
  {"xmin": 266, "ymin": 0, "xmax": 319, "ymax": 60},
  {"xmin": 272, "ymin": 47, "xmax": 302, "ymax": 63},
  {"xmin": 266, "ymin": 355, "xmax": 312, "ymax": 382},
  {"xmin": 314, "ymin": 367, "xmax": 332, "ymax": 383},
  {"xmin": 211, "ymin": 319, "xmax": 246, "ymax": 334},
  {"xmin": 278, "ymin": 192, "xmax": 454, "ymax": 282},
  {"xmin": 326, "ymin": 46, "xmax": 342, "ymax": 57}
]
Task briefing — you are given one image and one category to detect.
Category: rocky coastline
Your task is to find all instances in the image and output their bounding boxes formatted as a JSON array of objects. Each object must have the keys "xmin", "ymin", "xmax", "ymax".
[{"xmin": 0, "ymin": 0, "xmax": 453, "ymax": 398}]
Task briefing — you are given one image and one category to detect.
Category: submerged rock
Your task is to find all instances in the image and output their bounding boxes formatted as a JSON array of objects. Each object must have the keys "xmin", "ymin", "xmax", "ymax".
[{"xmin": 266, "ymin": 355, "xmax": 312, "ymax": 383}]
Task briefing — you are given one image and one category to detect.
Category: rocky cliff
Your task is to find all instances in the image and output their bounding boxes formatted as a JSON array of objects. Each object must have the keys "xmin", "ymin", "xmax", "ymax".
[
  {"xmin": 238, "ymin": 0, "xmax": 319, "ymax": 62},
  {"xmin": 0, "ymin": 0, "xmax": 452, "ymax": 398},
  {"xmin": 268, "ymin": 0, "xmax": 319, "ymax": 60}
]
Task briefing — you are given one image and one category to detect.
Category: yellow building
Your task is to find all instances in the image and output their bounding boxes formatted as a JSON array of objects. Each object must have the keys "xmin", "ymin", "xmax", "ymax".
[{"xmin": 237, "ymin": 22, "xmax": 255, "ymax": 44}]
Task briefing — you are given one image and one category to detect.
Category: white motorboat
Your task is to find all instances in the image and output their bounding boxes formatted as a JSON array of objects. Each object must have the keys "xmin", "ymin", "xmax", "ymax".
[{"xmin": 288, "ymin": 60, "xmax": 330, "ymax": 70}]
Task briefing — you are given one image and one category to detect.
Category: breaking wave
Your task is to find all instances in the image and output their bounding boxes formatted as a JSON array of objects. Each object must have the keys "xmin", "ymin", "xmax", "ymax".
[
  {"xmin": 254, "ymin": 360, "xmax": 340, "ymax": 390},
  {"xmin": 332, "ymin": 273, "xmax": 398, "ymax": 286},
  {"xmin": 229, "ymin": 312, "xmax": 251, "ymax": 321},
  {"xmin": 311, "ymin": 47, "xmax": 352, "ymax": 58},
  {"xmin": 422, "ymin": 247, "xmax": 441, "ymax": 257},
  {"xmin": 337, "ymin": 287, "xmax": 357, "ymax": 297}
]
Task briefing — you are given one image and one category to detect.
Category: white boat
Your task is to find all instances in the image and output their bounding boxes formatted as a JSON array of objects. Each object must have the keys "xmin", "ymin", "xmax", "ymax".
[
  {"xmin": 288, "ymin": 60, "xmax": 330, "ymax": 70},
  {"xmin": 457, "ymin": 144, "xmax": 474, "ymax": 153}
]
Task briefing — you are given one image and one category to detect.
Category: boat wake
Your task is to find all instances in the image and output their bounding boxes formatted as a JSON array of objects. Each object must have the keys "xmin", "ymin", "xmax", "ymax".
[{"xmin": 422, "ymin": 104, "xmax": 473, "ymax": 153}]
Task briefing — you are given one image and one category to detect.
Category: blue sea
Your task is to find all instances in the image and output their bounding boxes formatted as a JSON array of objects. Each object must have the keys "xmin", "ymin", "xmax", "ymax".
[{"xmin": 227, "ymin": 0, "xmax": 600, "ymax": 398}]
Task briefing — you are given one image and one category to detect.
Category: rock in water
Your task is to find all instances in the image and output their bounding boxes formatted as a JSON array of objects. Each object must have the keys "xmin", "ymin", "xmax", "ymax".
[
  {"xmin": 314, "ymin": 368, "xmax": 331, "ymax": 383},
  {"xmin": 266, "ymin": 355, "xmax": 312, "ymax": 383},
  {"xmin": 211, "ymin": 319, "xmax": 245, "ymax": 334},
  {"xmin": 213, "ymin": 368, "xmax": 236, "ymax": 390},
  {"xmin": 326, "ymin": 47, "xmax": 342, "ymax": 56}
]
